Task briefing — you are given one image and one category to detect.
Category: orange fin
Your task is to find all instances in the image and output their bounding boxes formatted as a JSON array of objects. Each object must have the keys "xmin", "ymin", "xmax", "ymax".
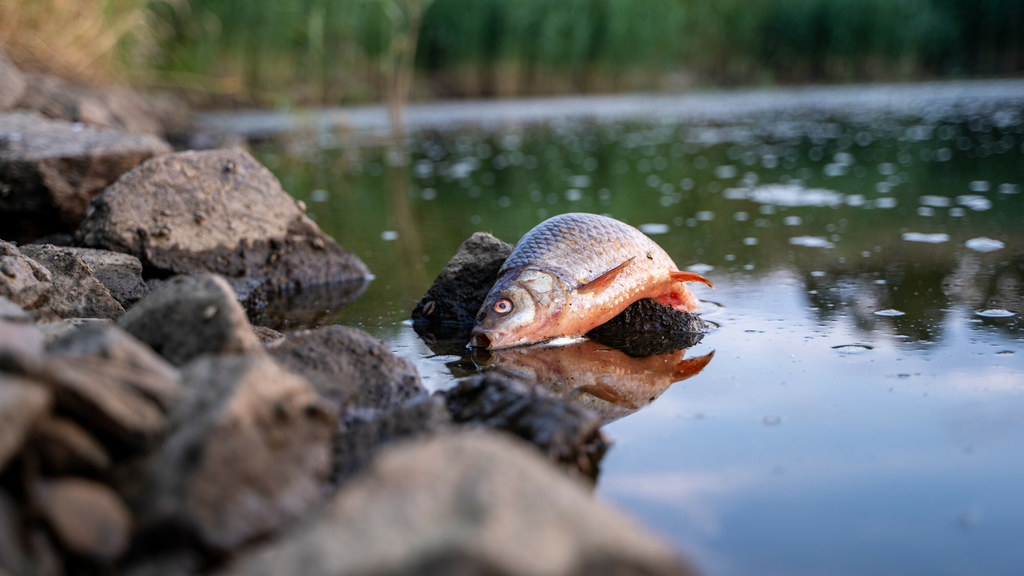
[
  {"xmin": 578, "ymin": 382, "xmax": 638, "ymax": 409},
  {"xmin": 669, "ymin": 270, "xmax": 714, "ymax": 288},
  {"xmin": 675, "ymin": 351, "xmax": 715, "ymax": 380},
  {"xmin": 577, "ymin": 257, "xmax": 635, "ymax": 295}
]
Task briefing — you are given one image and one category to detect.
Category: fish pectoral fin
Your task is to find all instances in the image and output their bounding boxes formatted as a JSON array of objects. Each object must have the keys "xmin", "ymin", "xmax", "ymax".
[
  {"xmin": 669, "ymin": 270, "xmax": 714, "ymax": 288},
  {"xmin": 674, "ymin": 350, "xmax": 715, "ymax": 380},
  {"xmin": 578, "ymin": 382, "xmax": 638, "ymax": 409},
  {"xmin": 577, "ymin": 257, "xmax": 635, "ymax": 295}
]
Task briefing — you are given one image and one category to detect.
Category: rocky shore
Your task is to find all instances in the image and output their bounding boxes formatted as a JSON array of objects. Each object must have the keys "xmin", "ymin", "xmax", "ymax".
[{"xmin": 1, "ymin": 53, "xmax": 698, "ymax": 575}]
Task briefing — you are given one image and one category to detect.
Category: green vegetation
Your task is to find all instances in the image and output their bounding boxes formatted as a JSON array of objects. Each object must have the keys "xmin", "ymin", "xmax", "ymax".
[{"xmin": 4, "ymin": 0, "xmax": 1023, "ymax": 105}]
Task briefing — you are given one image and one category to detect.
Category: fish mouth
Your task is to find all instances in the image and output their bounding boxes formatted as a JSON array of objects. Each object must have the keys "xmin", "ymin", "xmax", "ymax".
[{"xmin": 471, "ymin": 331, "xmax": 493, "ymax": 349}]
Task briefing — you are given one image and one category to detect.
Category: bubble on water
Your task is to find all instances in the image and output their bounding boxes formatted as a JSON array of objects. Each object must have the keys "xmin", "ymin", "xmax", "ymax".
[
  {"xmin": 565, "ymin": 189, "xmax": 583, "ymax": 202},
  {"xmin": 789, "ymin": 236, "xmax": 835, "ymax": 249},
  {"xmin": 421, "ymin": 188, "xmax": 437, "ymax": 201},
  {"xmin": 919, "ymin": 195, "xmax": 951, "ymax": 208},
  {"xmin": 723, "ymin": 184, "xmax": 844, "ymax": 207},
  {"xmin": 957, "ymin": 195, "xmax": 992, "ymax": 211},
  {"xmin": 876, "ymin": 182, "xmax": 892, "ymax": 194},
  {"xmin": 968, "ymin": 180, "xmax": 991, "ymax": 193},
  {"xmin": 902, "ymin": 232, "xmax": 949, "ymax": 244},
  {"xmin": 823, "ymin": 163, "xmax": 847, "ymax": 177},
  {"xmin": 583, "ymin": 157, "xmax": 599, "ymax": 172},
  {"xmin": 743, "ymin": 237, "xmax": 759, "ymax": 246},
  {"xmin": 917, "ymin": 206, "xmax": 935, "ymax": 217},
  {"xmin": 999, "ymin": 183, "xmax": 1020, "ymax": 195},
  {"xmin": 846, "ymin": 194, "xmax": 866, "ymax": 207},
  {"xmin": 680, "ymin": 178, "xmax": 695, "ymax": 191},
  {"xmin": 734, "ymin": 211, "xmax": 750, "ymax": 221},
  {"xmin": 874, "ymin": 197, "xmax": 898, "ymax": 209},
  {"xmin": 310, "ymin": 189, "xmax": 329, "ymax": 203},
  {"xmin": 950, "ymin": 207, "xmax": 966, "ymax": 217},
  {"xmin": 810, "ymin": 270, "xmax": 826, "ymax": 277},
  {"xmin": 413, "ymin": 160, "xmax": 433, "ymax": 178},
  {"xmin": 638, "ymin": 223, "xmax": 670, "ymax": 235},
  {"xmin": 568, "ymin": 174, "xmax": 591, "ymax": 188},
  {"xmin": 977, "ymin": 309, "xmax": 1016, "ymax": 318},
  {"xmin": 965, "ymin": 237, "xmax": 1005, "ymax": 252},
  {"xmin": 381, "ymin": 230, "xmax": 399, "ymax": 241},
  {"xmin": 761, "ymin": 154, "xmax": 779, "ymax": 169},
  {"xmin": 877, "ymin": 162, "xmax": 897, "ymax": 176},
  {"xmin": 783, "ymin": 215, "xmax": 803, "ymax": 226},
  {"xmin": 874, "ymin": 309, "xmax": 906, "ymax": 317},
  {"xmin": 715, "ymin": 165, "xmax": 738, "ymax": 179},
  {"xmin": 497, "ymin": 196, "xmax": 512, "ymax": 208},
  {"xmin": 832, "ymin": 344, "xmax": 874, "ymax": 355}
]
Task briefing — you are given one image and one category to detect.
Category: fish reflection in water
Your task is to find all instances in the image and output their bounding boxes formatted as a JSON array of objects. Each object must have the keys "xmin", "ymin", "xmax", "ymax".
[{"xmin": 473, "ymin": 339, "xmax": 714, "ymax": 424}]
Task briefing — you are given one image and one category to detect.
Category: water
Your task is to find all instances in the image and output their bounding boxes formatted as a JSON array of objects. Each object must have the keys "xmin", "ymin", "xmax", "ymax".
[{"xmin": 248, "ymin": 81, "xmax": 1024, "ymax": 576}]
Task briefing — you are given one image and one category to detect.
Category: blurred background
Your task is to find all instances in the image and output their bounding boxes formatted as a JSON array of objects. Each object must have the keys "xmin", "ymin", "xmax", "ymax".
[{"xmin": 2, "ymin": 0, "xmax": 1023, "ymax": 108}]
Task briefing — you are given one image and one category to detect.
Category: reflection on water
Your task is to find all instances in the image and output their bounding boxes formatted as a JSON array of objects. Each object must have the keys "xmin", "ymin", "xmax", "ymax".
[
  {"xmin": 252, "ymin": 83, "xmax": 1024, "ymax": 576},
  {"xmin": 473, "ymin": 340, "xmax": 714, "ymax": 424}
]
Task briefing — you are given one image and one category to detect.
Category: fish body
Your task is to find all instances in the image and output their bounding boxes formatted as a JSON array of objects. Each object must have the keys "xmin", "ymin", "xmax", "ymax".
[{"xmin": 472, "ymin": 213, "xmax": 712, "ymax": 349}]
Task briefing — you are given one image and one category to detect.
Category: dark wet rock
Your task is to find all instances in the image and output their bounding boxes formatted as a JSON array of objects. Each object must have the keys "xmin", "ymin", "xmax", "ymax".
[
  {"xmin": 333, "ymin": 395, "xmax": 450, "ymax": 482},
  {"xmin": 28, "ymin": 415, "xmax": 111, "ymax": 476},
  {"xmin": 0, "ymin": 319, "xmax": 44, "ymax": 360},
  {"xmin": 16, "ymin": 73, "xmax": 191, "ymax": 136},
  {"xmin": 33, "ymin": 478, "xmax": 132, "ymax": 562},
  {"xmin": 0, "ymin": 374, "xmax": 51, "ymax": 472},
  {"xmin": 266, "ymin": 325, "xmax": 424, "ymax": 412},
  {"xmin": 18, "ymin": 244, "xmax": 125, "ymax": 319},
  {"xmin": 0, "ymin": 52, "xmax": 26, "ymax": 112},
  {"xmin": 218, "ymin": 431, "xmax": 694, "ymax": 576},
  {"xmin": 63, "ymin": 246, "xmax": 149, "ymax": 308},
  {"xmin": 77, "ymin": 149, "xmax": 371, "ymax": 297},
  {"xmin": 0, "ymin": 112, "xmax": 172, "ymax": 241},
  {"xmin": 412, "ymin": 232, "xmax": 512, "ymax": 343},
  {"xmin": 117, "ymin": 274, "xmax": 263, "ymax": 366},
  {"xmin": 47, "ymin": 323, "xmax": 182, "ymax": 412},
  {"xmin": 0, "ymin": 240, "xmax": 52, "ymax": 310},
  {"xmin": 244, "ymin": 281, "xmax": 370, "ymax": 332},
  {"xmin": 443, "ymin": 374, "xmax": 608, "ymax": 478},
  {"xmin": 133, "ymin": 354, "xmax": 335, "ymax": 552},
  {"xmin": 588, "ymin": 298, "xmax": 709, "ymax": 357}
]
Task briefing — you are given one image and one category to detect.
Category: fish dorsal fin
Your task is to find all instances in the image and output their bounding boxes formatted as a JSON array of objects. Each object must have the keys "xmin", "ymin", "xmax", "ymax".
[
  {"xmin": 577, "ymin": 257, "xmax": 634, "ymax": 295},
  {"xmin": 669, "ymin": 269, "xmax": 714, "ymax": 288}
]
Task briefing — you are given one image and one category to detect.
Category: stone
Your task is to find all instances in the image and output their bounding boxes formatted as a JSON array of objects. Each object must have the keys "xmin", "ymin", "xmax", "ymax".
[
  {"xmin": 0, "ymin": 296, "xmax": 30, "ymax": 323},
  {"xmin": 76, "ymin": 149, "xmax": 371, "ymax": 295},
  {"xmin": 218, "ymin": 431, "xmax": 695, "ymax": 576},
  {"xmin": 0, "ymin": 52, "xmax": 26, "ymax": 112},
  {"xmin": 0, "ymin": 319, "xmax": 44, "ymax": 360},
  {"xmin": 134, "ymin": 355, "xmax": 335, "ymax": 552},
  {"xmin": 64, "ymin": 246, "xmax": 148, "ymax": 308},
  {"xmin": 47, "ymin": 322, "xmax": 182, "ymax": 411},
  {"xmin": 0, "ymin": 374, "xmax": 51, "ymax": 472},
  {"xmin": 0, "ymin": 240, "xmax": 52, "ymax": 310},
  {"xmin": 28, "ymin": 415, "xmax": 111, "ymax": 476},
  {"xmin": 333, "ymin": 395, "xmax": 450, "ymax": 482},
  {"xmin": 266, "ymin": 325, "xmax": 424, "ymax": 412},
  {"xmin": 18, "ymin": 244, "xmax": 125, "ymax": 319},
  {"xmin": 0, "ymin": 112, "xmax": 172, "ymax": 240},
  {"xmin": 443, "ymin": 374, "xmax": 608, "ymax": 478},
  {"xmin": 587, "ymin": 298, "xmax": 708, "ymax": 357},
  {"xmin": 33, "ymin": 478, "xmax": 131, "ymax": 562},
  {"xmin": 412, "ymin": 232, "xmax": 512, "ymax": 344},
  {"xmin": 117, "ymin": 274, "xmax": 263, "ymax": 366}
]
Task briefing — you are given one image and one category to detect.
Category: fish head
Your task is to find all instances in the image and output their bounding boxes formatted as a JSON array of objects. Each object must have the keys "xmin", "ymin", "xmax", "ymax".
[{"xmin": 471, "ymin": 268, "xmax": 567, "ymax": 349}]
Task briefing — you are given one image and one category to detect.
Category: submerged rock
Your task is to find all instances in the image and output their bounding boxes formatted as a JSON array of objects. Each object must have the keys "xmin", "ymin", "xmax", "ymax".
[
  {"xmin": 18, "ymin": 244, "xmax": 125, "ymax": 319},
  {"xmin": 443, "ymin": 374, "xmax": 607, "ymax": 478},
  {"xmin": 218, "ymin": 431, "xmax": 695, "ymax": 576},
  {"xmin": 117, "ymin": 274, "xmax": 263, "ymax": 366},
  {"xmin": 76, "ymin": 149, "xmax": 371, "ymax": 298},
  {"xmin": 0, "ymin": 112, "xmax": 172, "ymax": 241}
]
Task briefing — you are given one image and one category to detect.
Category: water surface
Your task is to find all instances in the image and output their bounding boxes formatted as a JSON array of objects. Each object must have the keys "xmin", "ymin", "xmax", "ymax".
[{"xmin": 250, "ymin": 81, "xmax": 1024, "ymax": 576}]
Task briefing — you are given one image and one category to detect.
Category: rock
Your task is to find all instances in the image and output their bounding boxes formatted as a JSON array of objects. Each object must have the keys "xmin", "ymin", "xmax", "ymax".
[
  {"xmin": 134, "ymin": 355, "xmax": 335, "ymax": 552},
  {"xmin": 0, "ymin": 296, "xmax": 30, "ymax": 323},
  {"xmin": 0, "ymin": 240, "xmax": 52, "ymax": 310},
  {"xmin": 443, "ymin": 374, "xmax": 608, "ymax": 478},
  {"xmin": 218, "ymin": 431, "xmax": 695, "ymax": 576},
  {"xmin": 412, "ymin": 232, "xmax": 512, "ymax": 344},
  {"xmin": 47, "ymin": 322, "xmax": 181, "ymax": 411},
  {"xmin": 0, "ymin": 52, "xmax": 26, "ymax": 112},
  {"xmin": 266, "ymin": 325, "xmax": 424, "ymax": 412},
  {"xmin": 35, "ymin": 318, "xmax": 112, "ymax": 344},
  {"xmin": 16, "ymin": 73, "xmax": 191, "ymax": 136},
  {"xmin": 333, "ymin": 395, "xmax": 450, "ymax": 482},
  {"xmin": 0, "ymin": 112, "xmax": 172, "ymax": 241},
  {"xmin": 0, "ymin": 319, "xmax": 44, "ymax": 360},
  {"xmin": 244, "ymin": 281, "xmax": 370, "ymax": 332},
  {"xmin": 587, "ymin": 299, "xmax": 709, "ymax": 357},
  {"xmin": 17, "ymin": 244, "xmax": 125, "ymax": 319},
  {"xmin": 33, "ymin": 478, "xmax": 131, "ymax": 562},
  {"xmin": 0, "ymin": 374, "xmax": 51, "ymax": 472},
  {"xmin": 76, "ymin": 149, "xmax": 371, "ymax": 296},
  {"xmin": 117, "ymin": 274, "xmax": 263, "ymax": 366},
  {"xmin": 28, "ymin": 415, "xmax": 111, "ymax": 476},
  {"xmin": 63, "ymin": 246, "xmax": 148, "ymax": 308}
]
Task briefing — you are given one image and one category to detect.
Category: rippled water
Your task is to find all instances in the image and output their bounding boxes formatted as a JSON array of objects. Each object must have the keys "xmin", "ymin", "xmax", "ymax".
[{"xmin": 251, "ymin": 82, "xmax": 1024, "ymax": 576}]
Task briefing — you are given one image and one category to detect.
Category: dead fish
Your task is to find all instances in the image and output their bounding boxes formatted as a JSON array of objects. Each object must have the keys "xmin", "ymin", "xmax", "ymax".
[
  {"xmin": 479, "ymin": 340, "xmax": 714, "ymax": 424},
  {"xmin": 472, "ymin": 212, "xmax": 713, "ymax": 349}
]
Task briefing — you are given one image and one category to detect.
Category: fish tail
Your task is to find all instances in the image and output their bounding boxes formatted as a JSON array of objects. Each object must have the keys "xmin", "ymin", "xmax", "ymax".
[
  {"xmin": 655, "ymin": 270, "xmax": 712, "ymax": 312},
  {"xmin": 674, "ymin": 351, "xmax": 715, "ymax": 380}
]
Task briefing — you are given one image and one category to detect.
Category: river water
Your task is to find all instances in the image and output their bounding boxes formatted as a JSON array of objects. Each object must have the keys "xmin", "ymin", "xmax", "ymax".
[{"xmin": 239, "ymin": 80, "xmax": 1023, "ymax": 576}]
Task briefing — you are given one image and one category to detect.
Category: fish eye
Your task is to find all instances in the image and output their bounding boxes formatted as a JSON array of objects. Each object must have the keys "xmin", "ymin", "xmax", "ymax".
[{"xmin": 493, "ymin": 298, "xmax": 513, "ymax": 314}]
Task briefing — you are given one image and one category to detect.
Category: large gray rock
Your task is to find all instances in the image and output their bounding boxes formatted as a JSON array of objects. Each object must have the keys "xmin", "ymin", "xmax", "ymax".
[
  {"xmin": 219, "ymin": 431, "xmax": 695, "ymax": 576},
  {"xmin": 18, "ymin": 244, "xmax": 125, "ymax": 319},
  {"xmin": 0, "ymin": 240, "xmax": 52, "ymax": 310},
  {"xmin": 0, "ymin": 112, "xmax": 171, "ymax": 240},
  {"xmin": 77, "ymin": 149, "xmax": 371, "ymax": 295},
  {"xmin": 117, "ymin": 274, "xmax": 263, "ymax": 366},
  {"xmin": 266, "ymin": 325, "xmax": 424, "ymax": 412},
  {"xmin": 133, "ymin": 355, "xmax": 335, "ymax": 552},
  {"xmin": 0, "ymin": 52, "xmax": 26, "ymax": 112},
  {"xmin": 64, "ymin": 246, "xmax": 148, "ymax": 308},
  {"xmin": 33, "ymin": 478, "xmax": 132, "ymax": 562},
  {"xmin": 0, "ymin": 374, "xmax": 51, "ymax": 472}
]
